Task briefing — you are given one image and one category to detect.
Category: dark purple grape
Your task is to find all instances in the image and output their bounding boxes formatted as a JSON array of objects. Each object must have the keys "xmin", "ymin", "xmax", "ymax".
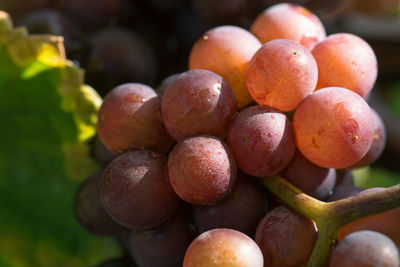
[
  {"xmin": 227, "ymin": 105, "xmax": 296, "ymax": 177},
  {"xmin": 335, "ymin": 170, "xmax": 355, "ymax": 188},
  {"xmin": 255, "ymin": 206, "xmax": 317, "ymax": 267},
  {"xmin": 100, "ymin": 150, "xmax": 180, "ymax": 230},
  {"xmin": 86, "ymin": 28, "xmax": 158, "ymax": 95},
  {"xmin": 330, "ymin": 230, "xmax": 399, "ymax": 267},
  {"xmin": 161, "ymin": 69, "xmax": 237, "ymax": 140},
  {"xmin": 281, "ymin": 150, "xmax": 336, "ymax": 200},
  {"xmin": 97, "ymin": 83, "xmax": 174, "ymax": 155},
  {"xmin": 128, "ymin": 213, "xmax": 195, "ymax": 267},
  {"xmin": 168, "ymin": 136, "xmax": 237, "ymax": 205},
  {"xmin": 192, "ymin": 174, "xmax": 266, "ymax": 236},
  {"xmin": 327, "ymin": 186, "xmax": 363, "ymax": 202},
  {"xmin": 93, "ymin": 137, "xmax": 115, "ymax": 167},
  {"xmin": 74, "ymin": 172, "xmax": 127, "ymax": 236}
]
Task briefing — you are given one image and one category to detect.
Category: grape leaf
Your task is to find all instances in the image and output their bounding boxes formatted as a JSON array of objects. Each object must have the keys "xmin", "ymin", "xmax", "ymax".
[{"xmin": 0, "ymin": 11, "xmax": 122, "ymax": 267}]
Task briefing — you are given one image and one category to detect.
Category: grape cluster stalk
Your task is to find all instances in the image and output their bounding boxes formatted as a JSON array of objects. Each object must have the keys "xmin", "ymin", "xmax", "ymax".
[{"xmin": 263, "ymin": 176, "xmax": 400, "ymax": 266}]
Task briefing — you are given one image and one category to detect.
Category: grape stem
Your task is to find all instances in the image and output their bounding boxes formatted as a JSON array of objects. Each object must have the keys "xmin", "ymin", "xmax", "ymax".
[{"xmin": 261, "ymin": 175, "xmax": 400, "ymax": 267}]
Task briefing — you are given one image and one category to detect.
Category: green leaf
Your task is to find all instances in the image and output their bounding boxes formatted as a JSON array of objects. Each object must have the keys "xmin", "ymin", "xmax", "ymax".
[
  {"xmin": 354, "ymin": 166, "xmax": 400, "ymax": 189},
  {"xmin": 0, "ymin": 12, "xmax": 122, "ymax": 267}
]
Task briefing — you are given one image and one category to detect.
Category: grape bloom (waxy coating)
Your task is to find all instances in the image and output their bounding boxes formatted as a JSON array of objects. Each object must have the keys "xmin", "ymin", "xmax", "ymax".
[
  {"xmin": 189, "ymin": 25, "xmax": 261, "ymax": 108},
  {"xmin": 168, "ymin": 136, "xmax": 237, "ymax": 205},
  {"xmin": 250, "ymin": 3, "xmax": 326, "ymax": 49},
  {"xmin": 161, "ymin": 69, "xmax": 236, "ymax": 141},
  {"xmin": 97, "ymin": 83, "xmax": 174, "ymax": 154},
  {"xmin": 100, "ymin": 150, "xmax": 180, "ymax": 230},
  {"xmin": 227, "ymin": 105, "xmax": 296, "ymax": 177},
  {"xmin": 293, "ymin": 87, "xmax": 374, "ymax": 169},
  {"xmin": 247, "ymin": 39, "xmax": 318, "ymax": 112}
]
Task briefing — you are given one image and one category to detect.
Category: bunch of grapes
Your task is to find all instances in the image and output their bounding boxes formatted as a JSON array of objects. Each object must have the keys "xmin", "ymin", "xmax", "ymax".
[{"xmin": 74, "ymin": 3, "xmax": 400, "ymax": 267}]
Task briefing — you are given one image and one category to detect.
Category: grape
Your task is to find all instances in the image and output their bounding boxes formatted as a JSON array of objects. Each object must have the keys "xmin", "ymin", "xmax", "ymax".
[
  {"xmin": 189, "ymin": 25, "xmax": 262, "ymax": 108},
  {"xmin": 86, "ymin": 28, "xmax": 158, "ymax": 95},
  {"xmin": 100, "ymin": 150, "xmax": 180, "ymax": 229},
  {"xmin": 156, "ymin": 73, "xmax": 180, "ymax": 98},
  {"xmin": 255, "ymin": 206, "xmax": 317, "ymax": 267},
  {"xmin": 327, "ymin": 186, "xmax": 363, "ymax": 202},
  {"xmin": 311, "ymin": 33, "xmax": 378, "ymax": 98},
  {"xmin": 161, "ymin": 69, "xmax": 236, "ymax": 141},
  {"xmin": 93, "ymin": 137, "xmax": 115, "ymax": 166},
  {"xmin": 128, "ymin": 213, "xmax": 195, "ymax": 267},
  {"xmin": 246, "ymin": 39, "xmax": 318, "ymax": 112},
  {"xmin": 168, "ymin": 136, "xmax": 237, "ymax": 205},
  {"xmin": 227, "ymin": 105, "xmax": 296, "ymax": 177},
  {"xmin": 192, "ymin": 174, "xmax": 267, "ymax": 236},
  {"xmin": 63, "ymin": 0, "xmax": 131, "ymax": 30},
  {"xmin": 97, "ymin": 83, "xmax": 174, "ymax": 155},
  {"xmin": 330, "ymin": 230, "xmax": 400, "ymax": 267},
  {"xmin": 250, "ymin": 3, "xmax": 326, "ymax": 49},
  {"xmin": 280, "ymin": 150, "xmax": 336, "ymax": 200},
  {"xmin": 293, "ymin": 87, "xmax": 375, "ymax": 169},
  {"xmin": 191, "ymin": 0, "xmax": 246, "ymax": 24},
  {"xmin": 74, "ymin": 172, "xmax": 127, "ymax": 236},
  {"xmin": 338, "ymin": 188, "xmax": 400, "ymax": 246},
  {"xmin": 18, "ymin": 9, "xmax": 82, "ymax": 59},
  {"xmin": 335, "ymin": 170, "xmax": 355, "ymax": 188},
  {"xmin": 183, "ymin": 228, "xmax": 264, "ymax": 267},
  {"xmin": 349, "ymin": 109, "xmax": 386, "ymax": 168}
]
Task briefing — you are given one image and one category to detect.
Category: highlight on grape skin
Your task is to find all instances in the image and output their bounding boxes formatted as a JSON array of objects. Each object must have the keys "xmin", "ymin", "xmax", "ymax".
[
  {"xmin": 161, "ymin": 69, "xmax": 237, "ymax": 141},
  {"xmin": 189, "ymin": 25, "xmax": 261, "ymax": 108},
  {"xmin": 312, "ymin": 33, "xmax": 378, "ymax": 98},
  {"xmin": 227, "ymin": 105, "xmax": 296, "ymax": 177},
  {"xmin": 97, "ymin": 83, "xmax": 174, "ymax": 155},
  {"xmin": 250, "ymin": 3, "xmax": 326, "ymax": 49},
  {"xmin": 255, "ymin": 206, "xmax": 318, "ymax": 267},
  {"xmin": 330, "ymin": 230, "xmax": 400, "ymax": 267},
  {"xmin": 183, "ymin": 228, "xmax": 264, "ymax": 267},
  {"xmin": 168, "ymin": 136, "xmax": 237, "ymax": 205},
  {"xmin": 293, "ymin": 87, "xmax": 375, "ymax": 169},
  {"xmin": 100, "ymin": 150, "xmax": 180, "ymax": 230},
  {"xmin": 246, "ymin": 39, "xmax": 318, "ymax": 112}
]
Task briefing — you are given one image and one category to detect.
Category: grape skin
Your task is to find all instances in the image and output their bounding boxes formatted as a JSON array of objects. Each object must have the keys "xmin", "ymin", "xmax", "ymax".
[
  {"xmin": 74, "ymin": 172, "xmax": 127, "ymax": 236},
  {"xmin": 280, "ymin": 150, "xmax": 336, "ymax": 200},
  {"xmin": 250, "ymin": 3, "xmax": 326, "ymax": 49},
  {"xmin": 100, "ymin": 150, "xmax": 180, "ymax": 230},
  {"xmin": 192, "ymin": 174, "xmax": 266, "ymax": 236},
  {"xmin": 227, "ymin": 105, "xmax": 296, "ymax": 177},
  {"xmin": 183, "ymin": 228, "xmax": 264, "ymax": 267},
  {"xmin": 168, "ymin": 136, "xmax": 237, "ymax": 205},
  {"xmin": 255, "ymin": 206, "xmax": 317, "ymax": 267},
  {"xmin": 330, "ymin": 230, "xmax": 400, "ymax": 267},
  {"xmin": 312, "ymin": 33, "xmax": 378, "ymax": 98},
  {"xmin": 246, "ymin": 39, "xmax": 318, "ymax": 112},
  {"xmin": 293, "ymin": 87, "xmax": 375, "ymax": 169},
  {"xmin": 161, "ymin": 69, "xmax": 236, "ymax": 141},
  {"xmin": 189, "ymin": 25, "xmax": 261, "ymax": 108},
  {"xmin": 97, "ymin": 83, "xmax": 174, "ymax": 155}
]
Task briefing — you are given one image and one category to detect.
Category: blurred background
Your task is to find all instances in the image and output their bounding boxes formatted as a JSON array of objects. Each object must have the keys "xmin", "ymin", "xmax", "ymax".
[{"xmin": 0, "ymin": 0, "xmax": 400, "ymax": 266}]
